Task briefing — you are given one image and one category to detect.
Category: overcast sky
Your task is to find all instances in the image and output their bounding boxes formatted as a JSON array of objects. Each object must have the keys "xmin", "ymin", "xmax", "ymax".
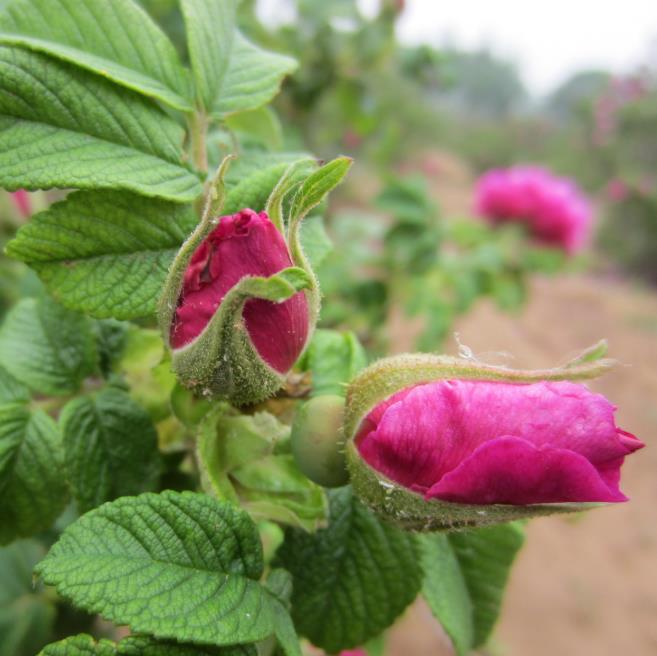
[{"xmin": 258, "ymin": 0, "xmax": 657, "ymax": 96}]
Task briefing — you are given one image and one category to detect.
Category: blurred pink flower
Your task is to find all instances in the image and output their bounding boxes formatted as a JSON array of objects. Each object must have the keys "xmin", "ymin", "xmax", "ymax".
[
  {"xmin": 170, "ymin": 208, "xmax": 309, "ymax": 373},
  {"xmin": 474, "ymin": 165, "xmax": 593, "ymax": 254},
  {"xmin": 356, "ymin": 379, "xmax": 642, "ymax": 505},
  {"xmin": 606, "ymin": 178, "xmax": 630, "ymax": 203},
  {"xmin": 10, "ymin": 189, "xmax": 31, "ymax": 218}
]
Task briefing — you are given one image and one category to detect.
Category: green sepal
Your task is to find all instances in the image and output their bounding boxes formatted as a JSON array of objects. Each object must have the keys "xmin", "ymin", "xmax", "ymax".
[{"xmin": 344, "ymin": 345, "xmax": 614, "ymax": 531}]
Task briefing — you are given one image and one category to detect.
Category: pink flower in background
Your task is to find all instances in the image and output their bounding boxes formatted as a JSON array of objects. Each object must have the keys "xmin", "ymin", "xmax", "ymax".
[
  {"xmin": 606, "ymin": 178, "xmax": 630, "ymax": 203},
  {"xmin": 170, "ymin": 208, "xmax": 309, "ymax": 373},
  {"xmin": 356, "ymin": 379, "xmax": 642, "ymax": 505},
  {"xmin": 474, "ymin": 166, "xmax": 593, "ymax": 254},
  {"xmin": 10, "ymin": 189, "xmax": 31, "ymax": 218}
]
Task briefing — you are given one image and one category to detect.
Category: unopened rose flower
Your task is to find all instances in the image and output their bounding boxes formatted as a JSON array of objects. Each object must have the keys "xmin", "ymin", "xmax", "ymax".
[
  {"xmin": 355, "ymin": 379, "xmax": 642, "ymax": 505},
  {"xmin": 343, "ymin": 349, "xmax": 642, "ymax": 530},
  {"xmin": 161, "ymin": 207, "xmax": 317, "ymax": 405},
  {"xmin": 474, "ymin": 166, "xmax": 592, "ymax": 254},
  {"xmin": 170, "ymin": 208, "xmax": 309, "ymax": 372}
]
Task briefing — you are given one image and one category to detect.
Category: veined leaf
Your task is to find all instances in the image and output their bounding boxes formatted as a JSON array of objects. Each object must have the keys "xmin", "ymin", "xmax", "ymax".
[
  {"xmin": 0, "ymin": 363, "xmax": 29, "ymax": 403},
  {"xmin": 0, "ymin": 404, "xmax": 69, "ymax": 544},
  {"xmin": 0, "ymin": 297, "xmax": 96, "ymax": 396},
  {"xmin": 60, "ymin": 387, "xmax": 161, "ymax": 513},
  {"xmin": 35, "ymin": 491, "xmax": 277, "ymax": 647},
  {"xmin": 38, "ymin": 634, "xmax": 257, "ymax": 655},
  {"xmin": 419, "ymin": 524, "xmax": 525, "ymax": 655},
  {"xmin": 274, "ymin": 487, "xmax": 422, "ymax": 653},
  {"xmin": 0, "ymin": 0, "xmax": 192, "ymax": 110},
  {"xmin": 180, "ymin": 0, "xmax": 237, "ymax": 111},
  {"xmin": 212, "ymin": 32, "xmax": 297, "ymax": 117},
  {"xmin": 0, "ymin": 539, "xmax": 55, "ymax": 656},
  {"xmin": 6, "ymin": 191, "xmax": 198, "ymax": 319},
  {"xmin": 0, "ymin": 47, "xmax": 201, "ymax": 202}
]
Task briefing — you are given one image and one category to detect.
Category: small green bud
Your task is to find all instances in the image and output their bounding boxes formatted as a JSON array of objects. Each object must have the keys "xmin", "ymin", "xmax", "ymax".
[{"xmin": 291, "ymin": 395, "xmax": 349, "ymax": 488}]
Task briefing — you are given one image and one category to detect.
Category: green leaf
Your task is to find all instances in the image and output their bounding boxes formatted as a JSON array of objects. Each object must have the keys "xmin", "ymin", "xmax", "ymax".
[
  {"xmin": 38, "ymin": 634, "xmax": 257, "ymax": 655},
  {"xmin": 0, "ymin": 297, "xmax": 96, "ymax": 396},
  {"xmin": 60, "ymin": 387, "xmax": 162, "ymax": 513},
  {"xmin": 35, "ymin": 491, "xmax": 277, "ymax": 646},
  {"xmin": 300, "ymin": 329, "xmax": 367, "ymax": 397},
  {"xmin": 0, "ymin": 0, "xmax": 192, "ymax": 110},
  {"xmin": 0, "ymin": 363, "xmax": 29, "ymax": 403},
  {"xmin": 225, "ymin": 107, "xmax": 283, "ymax": 151},
  {"xmin": 180, "ymin": 0, "xmax": 237, "ymax": 111},
  {"xmin": 0, "ymin": 539, "xmax": 55, "ymax": 656},
  {"xmin": 223, "ymin": 156, "xmax": 312, "ymax": 215},
  {"xmin": 289, "ymin": 157, "xmax": 353, "ymax": 225},
  {"xmin": 270, "ymin": 597, "xmax": 302, "ymax": 656},
  {"xmin": 418, "ymin": 524, "xmax": 524, "ymax": 654},
  {"xmin": 274, "ymin": 487, "xmax": 422, "ymax": 653},
  {"xmin": 212, "ymin": 32, "xmax": 297, "ymax": 117},
  {"xmin": 417, "ymin": 534, "xmax": 474, "ymax": 656},
  {"xmin": 449, "ymin": 523, "xmax": 525, "ymax": 648},
  {"xmin": 300, "ymin": 215, "xmax": 333, "ymax": 270},
  {"xmin": 0, "ymin": 46, "xmax": 201, "ymax": 202},
  {"xmin": 0, "ymin": 404, "xmax": 69, "ymax": 544},
  {"xmin": 7, "ymin": 191, "xmax": 198, "ymax": 319}
]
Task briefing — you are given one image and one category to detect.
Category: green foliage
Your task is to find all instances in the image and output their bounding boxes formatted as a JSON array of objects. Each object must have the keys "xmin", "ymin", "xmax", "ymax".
[
  {"xmin": 0, "ymin": 46, "xmax": 200, "ymax": 201},
  {"xmin": 299, "ymin": 329, "xmax": 367, "ymax": 396},
  {"xmin": 275, "ymin": 486, "xmax": 422, "ymax": 653},
  {"xmin": 39, "ymin": 634, "xmax": 257, "ymax": 655},
  {"xmin": 0, "ymin": 296, "xmax": 97, "ymax": 396},
  {"xmin": 0, "ymin": 0, "xmax": 193, "ymax": 110},
  {"xmin": 0, "ymin": 539, "xmax": 54, "ymax": 655},
  {"xmin": 7, "ymin": 191, "xmax": 198, "ymax": 319},
  {"xmin": 36, "ymin": 491, "xmax": 292, "ymax": 648},
  {"xmin": 418, "ymin": 524, "xmax": 525, "ymax": 654},
  {"xmin": 0, "ymin": 404, "xmax": 69, "ymax": 544},
  {"xmin": 60, "ymin": 387, "xmax": 162, "ymax": 513}
]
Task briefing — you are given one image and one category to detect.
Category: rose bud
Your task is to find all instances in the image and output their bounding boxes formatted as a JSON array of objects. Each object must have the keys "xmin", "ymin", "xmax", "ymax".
[
  {"xmin": 344, "ymin": 346, "xmax": 643, "ymax": 530},
  {"xmin": 160, "ymin": 207, "xmax": 316, "ymax": 405}
]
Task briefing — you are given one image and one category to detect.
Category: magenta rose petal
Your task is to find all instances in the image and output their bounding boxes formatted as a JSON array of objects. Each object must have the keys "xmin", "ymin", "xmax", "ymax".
[{"xmin": 425, "ymin": 436, "xmax": 629, "ymax": 505}]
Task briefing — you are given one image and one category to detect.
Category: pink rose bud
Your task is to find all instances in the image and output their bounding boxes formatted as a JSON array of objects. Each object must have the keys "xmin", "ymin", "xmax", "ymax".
[
  {"xmin": 170, "ymin": 208, "xmax": 309, "ymax": 373},
  {"xmin": 344, "ymin": 347, "xmax": 643, "ymax": 530},
  {"xmin": 160, "ymin": 206, "xmax": 317, "ymax": 405},
  {"xmin": 474, "ymin": 166, "xmax": 592, "ymax": 254}
]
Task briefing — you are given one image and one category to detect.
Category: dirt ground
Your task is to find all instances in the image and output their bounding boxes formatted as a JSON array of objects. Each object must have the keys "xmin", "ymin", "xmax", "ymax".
[{"xmin": 374, "ymin": 152, "xmax": 657, "ymax": 656}]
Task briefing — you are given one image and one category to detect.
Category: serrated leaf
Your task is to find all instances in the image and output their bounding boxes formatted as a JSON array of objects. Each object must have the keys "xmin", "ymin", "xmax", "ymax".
[
  {"xmin": 418, "ymin": 524, "xmax": 524, "ymax": 654},
  {"xmin": 0, "ymin": 404, "xmax": 69, "ymax": 544},
  {"xmin": 0, "ymin": 47, "xmax": 201, "ymax": 201},
  {"xmin": 212, "ymin": 32, "xmax": 297, "ymax": 117},
  {"xmin": 0, "ymin": 0, "xmax": 192, "ymax": 110},
  {"xmin": 35, "ymin": 491, "xmax": 277, "ymax": 647},
  {"xmin": 0, "ymin": 297, "xmax": 96, "ymax": 396},
  {"xmin": 38, "ymin": 633, "xmax": 257, "ymax": 656},
  {"xmin": 180, "ymin": 0, "xmax": 237, "ymax": 112},
  {"xmin": 0, "ymin": 539, "xmax": 54, "ymax": 656},
  {"xmin": 449, "ymin": 524, "xmax": 525, "ymax": 648},
  {"xmin": 300, "ymin": 329, "xmax": 367, "ymax": 397},
  {"xmin": 6, "ymin": 191, "xmax": 198, "ymax": 319},
  {"xmin": 60, "ymin": 387, "xmax": 161, "ymax": 513},
  {"xmin": 0, "ymin": 363, "xmax": 29, "ymax": 403},
  {"xmin": 300, "ymin": 215, "xmax": 333, "ymax": 269},
  {"xmin": 274, "ymin": 487, "xmax": 422, "ymax": 653},
  {"xmin": 417, "ymin": 534, "xmax": 474, "ymax": 656}
]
